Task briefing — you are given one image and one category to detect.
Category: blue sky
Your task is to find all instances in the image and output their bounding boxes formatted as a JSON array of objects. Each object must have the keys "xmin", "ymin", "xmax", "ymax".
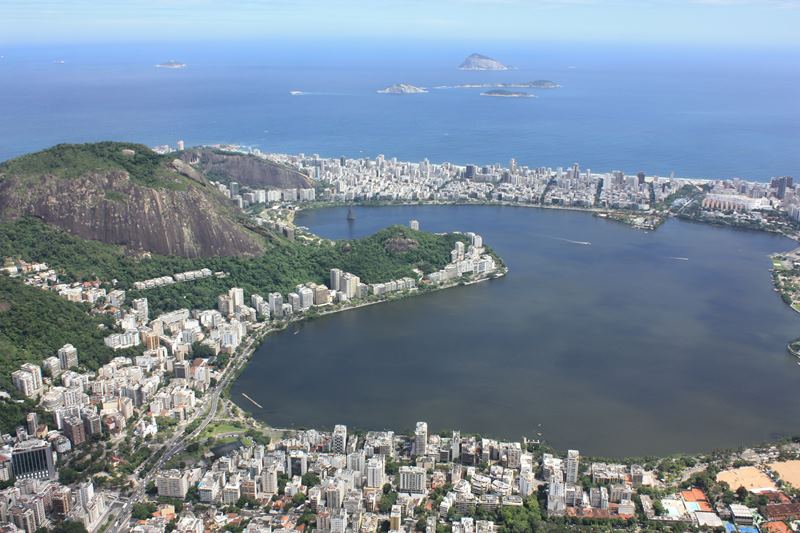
[{"xmin": 0, "ymin": 0, "xmax": 798, "ymax": 46}]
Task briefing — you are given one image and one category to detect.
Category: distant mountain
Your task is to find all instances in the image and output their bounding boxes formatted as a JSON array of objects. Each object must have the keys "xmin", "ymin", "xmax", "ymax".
[
  {"xmin": 0, "ymin": 142, "xmax": 264, "ymax": 258},
  {"xmin": 459, "ymin": 53, "xmax": 510, "ymax": 71},
  {"xmin": 377, "ymin": 83, "xmax": 429, "ymax": 94},
  {"xmin": 180, "ymin": 147, "xmax": 314, "ymax": 190}
]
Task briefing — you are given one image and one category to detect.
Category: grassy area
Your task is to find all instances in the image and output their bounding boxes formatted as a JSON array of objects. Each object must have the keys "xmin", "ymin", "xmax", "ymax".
[{"xmin": 199, "ymin": 422, "xmax": 247, "ymax": 440}]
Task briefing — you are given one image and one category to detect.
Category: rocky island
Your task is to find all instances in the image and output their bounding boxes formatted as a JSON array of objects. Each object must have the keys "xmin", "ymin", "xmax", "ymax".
[
  {"xmin": 459, "ymin": 53, "xmax": 510, "ymax": 71},
  {"xmin": 481, "ymin": 89, "xmax": 535, "ymax": 98},
  {"xmin": 377, "ymin": 83, "xmax": 428, "ymax": 94}
]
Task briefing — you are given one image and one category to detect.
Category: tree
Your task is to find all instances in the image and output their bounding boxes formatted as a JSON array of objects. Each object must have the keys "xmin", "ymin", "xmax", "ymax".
[
  {"xmin": 191, "ymin": 341, "xmax": 215, "ymax": 359},
  {"xmin": 736, "ymin": 486, "xmax": 749, "ymax": 501},
  {"xmin": 50, "ymin": 522, "xmax": 89, "ymax": 533},
  {"xmin": 302, "ymin": 472, "xmax": 320, "ymax": 487},
  {"xmin": 132, "ymin": 502, "xmax": 157, "ymax": 520}
]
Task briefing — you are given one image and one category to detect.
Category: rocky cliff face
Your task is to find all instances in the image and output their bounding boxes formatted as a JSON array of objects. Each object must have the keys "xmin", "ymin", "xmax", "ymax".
[
  {"xmin": 0, "ymin": 145, "xmax": 265, "ymax": 258},
  {"xmin": 181, "ymin": 148, "xmax": 314, "ymax": 190}
]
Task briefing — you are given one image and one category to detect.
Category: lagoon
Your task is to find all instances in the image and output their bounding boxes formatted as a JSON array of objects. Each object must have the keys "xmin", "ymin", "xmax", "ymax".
[{"xmin": 232, "ymin": 205, "xmax": 800, "ymax": 456}]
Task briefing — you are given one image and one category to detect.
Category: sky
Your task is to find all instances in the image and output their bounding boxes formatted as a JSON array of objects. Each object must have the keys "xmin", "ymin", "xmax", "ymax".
[{"xmin": 0, "ymin": 0, "xmax": 798, "ymax": 47}]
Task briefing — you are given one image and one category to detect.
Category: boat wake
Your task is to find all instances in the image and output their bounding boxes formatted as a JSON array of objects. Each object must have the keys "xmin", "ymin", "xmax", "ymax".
[
  {"xmin": 669, "ymin": 257, "xmax": 690, "ymax": 261},
  {"xmin": 542, "ymin": 235, "xmax": 591, "ymax": 245}
]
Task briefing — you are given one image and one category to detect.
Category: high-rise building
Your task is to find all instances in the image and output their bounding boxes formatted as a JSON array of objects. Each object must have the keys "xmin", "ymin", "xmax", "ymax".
[
  {"xmin": 11, "ymin": 439, "xmax": 56, "ymax": 481},
  {"xmin": 229, "ymin": 287, "xmax": 244, "ymax": 310},
  {"xmin": 287, "ymin": 451, "xmax": 308, "ymax": 477},
  {"xmin": 63, "ymin": 416, "xmax": 86, "ymax": 447},
  {"xmin": 340, "ymin": 273, "xmax": 360, "ymax": 299},
  {"xmin": 566, "ymin": 449, "xmax": 580, "ymax": 484},
  {"xmin": 51, "ymin": 487, "xmax": 72, "ymax": 519},
  {"xmin": 288, "ymin": 292, "xmax": 301, "ymax": 312},
  {"xmin": 330, "ymin": 269, "xmax": 342, "ymax": 291},
  {"xmin": 332, "ymin": 424, "xmax": 347, "ymax": 454},
  {"xmin": 414, "ymin": 421, "xmax": 428, "ymax": 456},
  {"xmin": 157, "ymin": 470, "xmax": 190, "ymax": 499},
  {"xmin": 176, "ymin": 140, "xmax": 185, "ymax": 151},
  {"xmin": 399, "ymin": 466, "xmax": 426, "ymax": 493},
  {"xmin": 298, "ymin": 286, "xmax": 314, "ymax": 310},
  {"xmin": 10, "ymin": 506, "xmax": 37, "ymax": 533},
  {"xmin": 26, "ymin": 413, "xmax": 38, "ymax": 436},
  {"xmin": 58, "ymin": 344, "xmax": 79, "ymax": 370},
  {"xmin": 12, "ymin": 364, "xmax": 43, "ymax": 398},
  {"xmin": 451, "ymin": 431, "xmax": 461, "ymax": 461},
  {"xmin": 390, "ymin": 505, "xmax": 402, "ymax": 531},
  {"xmin": 366, "ymin": 456, "xmax": 385, "ymax": 488},
  {"xmin": 132, "ymin": 298, "xmax": 149, "ymax": 322},
  {"xmin": 268, "ymin": 293, "xmax": 284, "ymax": 318},
  {"xmin": 262, "ymin": 464, "xmax": 278, "ymax": 495},
  {"xmin": 81, "ymin": 410, "xmax": 102, "ymax": 436}
]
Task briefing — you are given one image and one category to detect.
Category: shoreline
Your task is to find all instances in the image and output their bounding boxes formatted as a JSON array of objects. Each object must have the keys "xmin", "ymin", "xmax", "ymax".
[{"xmin": 293, "ymin": 198, "xmax": 800, "ymax": 243}]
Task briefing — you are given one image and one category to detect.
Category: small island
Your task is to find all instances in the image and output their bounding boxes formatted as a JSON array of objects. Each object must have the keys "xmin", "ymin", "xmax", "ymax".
[
  {"xmin": 436, "ymin": 81, "xmax": 561, "ymax": 90},
  {"xmin": 377, "ymin": 83, "xmax": 428, "ymax": 94},
  {"xmin": 459, "ymin": 53, "xmax": 510, "ymax": 71},
  {"xmin": 481, "ymin": 89, "xmax": 535, "ymax": 98},
  {"xmin": 525, "ymin": 80, "xmax": 560, "ymax": 89},
  {"xmin": 155, "ymin": 60, "xmax": 187, "ymax": 69}
]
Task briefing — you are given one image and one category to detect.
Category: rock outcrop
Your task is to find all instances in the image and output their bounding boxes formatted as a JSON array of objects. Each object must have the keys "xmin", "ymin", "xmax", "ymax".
[
  {"xmin": 0, "ymin": 143, "xmax": 264, "ymax": 258},
  {"xmin": 181, "ymin": 148, "xmax": 314, "ymax": 190}
]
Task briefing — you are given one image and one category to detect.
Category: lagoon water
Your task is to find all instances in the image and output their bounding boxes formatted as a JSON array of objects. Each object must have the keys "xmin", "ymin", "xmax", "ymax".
[{"xmin": 232, "ymin": 205, "xmax": 800, "ymax": 457}]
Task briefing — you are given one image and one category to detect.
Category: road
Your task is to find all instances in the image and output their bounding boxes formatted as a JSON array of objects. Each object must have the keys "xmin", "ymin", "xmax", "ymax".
[{"xmin": 107, "ymin": 331, "xmax": 261, "ymax": 533}]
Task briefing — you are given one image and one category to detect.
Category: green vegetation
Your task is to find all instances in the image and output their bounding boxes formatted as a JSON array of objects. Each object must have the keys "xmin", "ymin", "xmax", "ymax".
[
  {"xmin": 379, "ymin": 483, "xmax": 399, "ymax": 512},
  {"xmin": 0, "ymin": 218, "xmax": 466, "ymax": 314},
  {"xmin": 132, "ymin": 502, "xmax": 158, "ymax": 520},
  {"xmin": 301, "ymin": 472, "xmax": 320, "ymax": 487},
  {"xmin": 50, "ymin": 522, "xmax": 89, "ymax": 533},
  {"xmin": 0, "ymin": 275, "xmax": 125, "ymax": 433},
  {"xmin": 0, "ymin": 142, "xmax": 186, "ymax": 189},
  {"xmin": 0, "ymin": 276, "xmax": 117, "ymax": 385}
]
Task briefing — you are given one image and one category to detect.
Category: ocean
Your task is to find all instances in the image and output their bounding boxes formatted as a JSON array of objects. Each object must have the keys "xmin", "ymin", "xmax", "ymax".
[{"xmin": 0, "ymin": 40, "xmax": 798, "ymax": 180}]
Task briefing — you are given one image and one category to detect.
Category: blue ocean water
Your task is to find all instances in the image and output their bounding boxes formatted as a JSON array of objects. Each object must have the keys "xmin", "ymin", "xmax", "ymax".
[{"xmin": 0, "ymin": 40, "xmax": 798, "ymax": 180}]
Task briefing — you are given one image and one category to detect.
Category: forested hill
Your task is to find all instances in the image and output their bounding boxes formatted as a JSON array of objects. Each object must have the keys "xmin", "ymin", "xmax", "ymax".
[
  {"xmin": 0, "ymin": 142, "xmax": 264, "ymax": 258},
  {"xmin": 0, "ymin": 217, "xmax": 470, "ymax": 316},
  {"xmin": 0, "ymin": 275, "xmax": 124, "ymax": 432}
]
